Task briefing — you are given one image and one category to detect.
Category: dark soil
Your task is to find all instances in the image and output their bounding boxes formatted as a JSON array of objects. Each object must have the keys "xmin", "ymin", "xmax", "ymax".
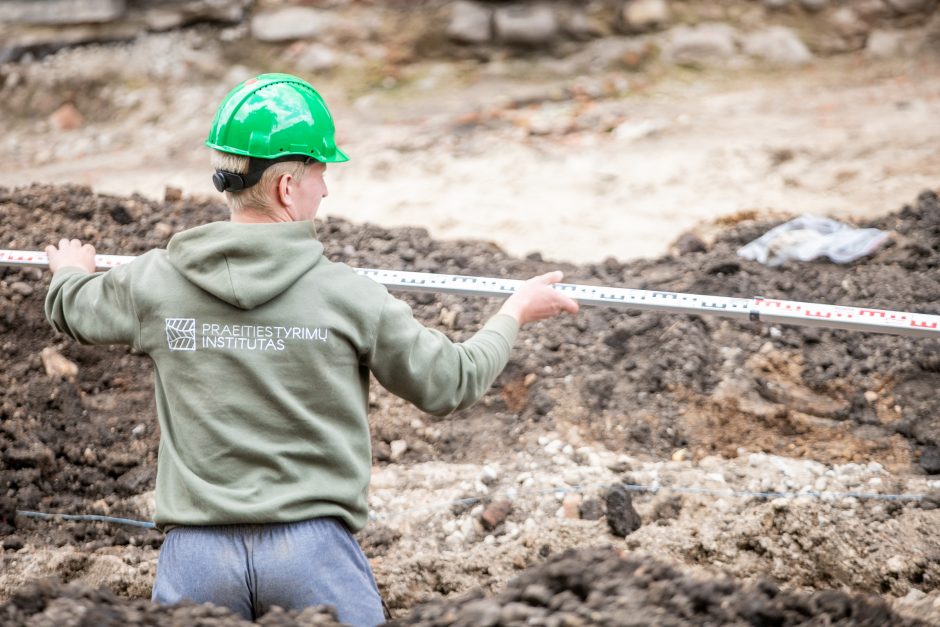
[
  {"xmin": 394, "ymin": 547, "xmax": 927, "ymax": 627},
  {"xmin": 0, "ymin": 577, "xmax": 343, "ymax": 626},
  {"xmin": 0, "ymin": 184, "xmax": 938, "ymax": 623}
]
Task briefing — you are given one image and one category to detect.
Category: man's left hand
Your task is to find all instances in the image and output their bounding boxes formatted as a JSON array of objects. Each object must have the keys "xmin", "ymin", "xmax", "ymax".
[{"xmin": 46, "ymin": 238, "xmax": 96, "ymax": 274}]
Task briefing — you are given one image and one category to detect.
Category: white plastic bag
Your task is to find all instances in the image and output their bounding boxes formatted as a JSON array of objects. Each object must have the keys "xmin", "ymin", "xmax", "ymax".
[{"xmin": 737, "ymin": 215, "xmax": 890, "ymax": 266}]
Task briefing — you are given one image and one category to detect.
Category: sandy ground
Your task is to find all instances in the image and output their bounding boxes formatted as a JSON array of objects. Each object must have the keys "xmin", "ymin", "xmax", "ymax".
[{"xmin": 1, "ymin": 42, "xmax": 937, "ymax": 264}]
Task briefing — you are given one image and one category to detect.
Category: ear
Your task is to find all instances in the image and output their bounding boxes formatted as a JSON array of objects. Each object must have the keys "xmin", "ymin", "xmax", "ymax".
[{"xmin": 275, "ymin": 172, "xmax": 295, "ymax": 208}]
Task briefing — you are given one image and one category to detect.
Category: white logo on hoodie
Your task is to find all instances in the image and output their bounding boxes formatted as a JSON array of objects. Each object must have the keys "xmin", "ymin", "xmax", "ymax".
[{"xmin": 165, "ymin": 318, "xmax": 197, "ymax": 351}]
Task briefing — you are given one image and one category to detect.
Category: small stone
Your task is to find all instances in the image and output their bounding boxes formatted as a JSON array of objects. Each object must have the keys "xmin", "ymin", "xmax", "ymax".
[
  {"xmin": 522, "ymin": 583, "xmax": 553, "ymax": 606},
  {"xmin": 480, "ymin": 499, "xmax": 512, "ymax": 530},
  {"xmin": 389, "ymin": 439, "xmax": 408, "ymax": 461},
  {"xmin": 663, "ymin": 23, "xmax": 738, "ymax": 66},
  {"xmin": 580, "ymin": 497, "xmax": 604, "ymax": 520},
  {"xmin": 154, "ymin": 222, "xmax": 174, "ymax": 240},
  {"xmin": 561, "ymin": 493, "xmax": 582, "ymax": 519},
  {"xmin": 494, "ymin": 4, "xmax": 559, "ymax": 46},
  {"xmin": 131, "ymin": 424, "xmax": 146, "ymax": 437},
  {"xmin": 373, "ymin": 440, "xmax": 391, "ymax": 462},
  {"xmin": 622, "ymin": 0, "xmax": 670, "ymax": 32},
  {"xmin": 743, "ymin": 26, "xmax": 812, "ymax": 67},
  {"xmin": 446, "ymin": 1, "xmax": 492, "ymax": 44},
  {"xmin": 50, "ymin": 103, "xmax": 84, "ymax": 131},
  {"xmin": 605, "ymin": 484, "xmax": 642, "ymax": 537},
  {"xmin": 920, "ymin": 489, "xmax": 940, "ymax": 510},
  {"xmin": 886, "ymin": 555, "xmax": 906, "ymax": 575},
  {"xmin": 82, "ymin": 447, "xmax": 97, "ymax": 464},
  {"xmin": 671, "ymin": 448, "xmax": 689, "ymax": 462},
  {"xmin": 2, "ymin": 536, "xmax": 24, "ymax": 551},
  {"xmin": 250, "ymin": 7, "xmax": 334, "ymax": 43},
  {"xmin": 40, "ymin": 346, "xmax": 78, "ymax": 381},
  {"xmin": 901, "ymin": 589, "xmax": 927, "ymax": 604},
  {"xmin": 10, "ymin": 281, "xmax": 33, "ymax": 296},
  {"xmin": 480, "ymin": 465, "xmax": 499, "ymax": 485},
  {"xmin": 675, "ymin": 232, "xmax": 706, "ymax": 255},
  {"xmin": 531, "ymin": 390, "xmax": 553, "ymax": 416},
  {"xmin": 920, "ymin": 446, "xmax": 940, "ymax": 475},
  {"xmin": 164, "ymin": 186, "xmax": 182, "ymax": 202},
  {"xmin": 864, "ymin": 390, "xmax": 879, "ymax": 403}
]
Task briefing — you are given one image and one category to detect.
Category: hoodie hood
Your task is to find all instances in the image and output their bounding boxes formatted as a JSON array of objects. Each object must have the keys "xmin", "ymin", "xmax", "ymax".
[{"xmin": 167, "ymin": 221, "xmax": 323, "ymax": 309}]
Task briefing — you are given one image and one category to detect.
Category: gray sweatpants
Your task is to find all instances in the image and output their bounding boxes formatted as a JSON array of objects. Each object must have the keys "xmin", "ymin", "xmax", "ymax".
[{"xmin": 151, "ymin": 517, "xmax": 385, "ymax": 626}]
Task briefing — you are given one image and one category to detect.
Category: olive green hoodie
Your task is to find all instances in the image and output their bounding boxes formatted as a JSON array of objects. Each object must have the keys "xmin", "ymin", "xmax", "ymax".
[{"xmin": 45, "ymin": 221, "xmax": 518, "ymax": 531}]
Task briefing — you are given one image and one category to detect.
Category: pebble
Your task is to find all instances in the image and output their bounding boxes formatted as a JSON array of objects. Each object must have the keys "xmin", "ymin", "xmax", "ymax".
[
  {"xmin": 561, "ymin": 493, "xmax": 582, "ymax": 519},
  {"xmin": 481, "ymin": 499, "xmax": 512, "ymax": 530},
  {"xmin": 886, "ymin": 555, "xmax": 906, "ymax": 575},
  {"xmin": 446, "ymin": 0, "xmax": 492, "ymax": 44},
  {"xmin": 50, "ymin": 103, "xmax": 84, "ymax": 131},
  {"xmin": 10, "ymin": 282, "xmax": 33, "ymax": 296},
  {"xmin": 41, "ymin": 347, "xmax": 78, "ymax": 381},
  {"xmin": 580, "ymin": 498, "xmax": 604, "ymax": 520},
  {"xmin": 671, "ymin": 448, "xmax": 688, "ymax": 462},
  {"xmin": 480, "ymin": 465, "xmax": 499, "ymax": 485},
  {"xmin": 389, "ymin": 439, "xmax": 408, "ymax": 461}
]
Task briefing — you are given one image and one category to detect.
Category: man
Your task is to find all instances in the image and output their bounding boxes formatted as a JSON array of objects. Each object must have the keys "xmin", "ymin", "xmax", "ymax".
[{"xmin": 45, "ymin": 73, "xmax": 579, "ymax": 625}]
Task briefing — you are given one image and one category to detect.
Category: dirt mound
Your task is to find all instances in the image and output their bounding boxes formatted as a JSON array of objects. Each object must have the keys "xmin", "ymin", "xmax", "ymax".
[
  {"xmin": 1, "ymin": 549, "xmax": 924, "ymax": 627},
  {"xmin": 394, "ymin": 546, "xmax": 925, "ymax": 627},
  {"xmin": 0, "ymin": 577, "xmax": 343, "ymax": 626}
]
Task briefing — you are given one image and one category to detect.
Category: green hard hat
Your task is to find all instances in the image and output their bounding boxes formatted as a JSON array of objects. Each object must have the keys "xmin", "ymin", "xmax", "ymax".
[{"xmin": 206, "ymin": 73, "xmax": 349, "ymax": 163}]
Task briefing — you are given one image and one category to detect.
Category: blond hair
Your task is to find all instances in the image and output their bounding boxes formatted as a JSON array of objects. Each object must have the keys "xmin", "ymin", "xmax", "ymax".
[{"xmin": 210, "ymin": 150, "xmax": 308, "ymax": 215}]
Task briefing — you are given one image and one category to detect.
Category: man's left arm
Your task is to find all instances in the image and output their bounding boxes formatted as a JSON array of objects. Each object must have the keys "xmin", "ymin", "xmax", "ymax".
[{"xmin": 44, "ymin": 238, "xmax": 140, "ymax": 347}]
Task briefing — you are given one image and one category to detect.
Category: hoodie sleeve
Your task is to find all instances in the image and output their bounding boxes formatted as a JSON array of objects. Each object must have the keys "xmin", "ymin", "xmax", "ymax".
[
  {"xmin": 45, "ymin": 265, "xmax": 140, "ymax": 348},
  {"xmin": 365, "ymin": 295, "xmax": 519, "ymax": 417}
]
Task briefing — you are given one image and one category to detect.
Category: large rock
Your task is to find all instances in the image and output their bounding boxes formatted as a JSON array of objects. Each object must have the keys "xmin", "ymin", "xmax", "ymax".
[
  {"xmin": 921, "ymin": 446, "xmax": 940, "ymax": 475},
  {"xmin": 829, "ymin": 7, "xmax": 869, "ymax": 38},
  {"xmin": 662, "ymin": 23, "xmax": 738, "ymax": 65},
  {"xmin": 139, "ymin": 0, "xmax": 247, "ymax": 31},
  {"xmin": 0, "ymin": 0, "xmax": 125, "ymax": 25},
  {"xmin": 605, "ymin": 484, "xmax": 642, "ymax": 537},
  {"xmin": 250, "ymin": 6, "xmax": 334, "ymax": 43},
  {"xmin": 743, "ymin": 26, "xmax": 812, "ymax": 66},
  {"xmin": 494, "ymin": 4, "xmax": 559, "ymax": 46},
  {"xmin": 621, "ymin": 0, "xmax": 670, "ymax": 33},
  {"xmin": 446, "ymin": 0, "xmax": 492, "ymax": 44},
  {"xmin": 865, "ymin": 28, "xmax": 921, "ymax": 57}
]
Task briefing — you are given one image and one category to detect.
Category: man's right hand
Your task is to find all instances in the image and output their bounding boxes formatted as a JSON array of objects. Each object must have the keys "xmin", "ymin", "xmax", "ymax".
[
  {"xmin": 46, "ymin": 238, "xmax": 96, "ymax": 274},
  {"xmin": 498, "ymin": 271, "xmax": 580, "ymax": 326}
]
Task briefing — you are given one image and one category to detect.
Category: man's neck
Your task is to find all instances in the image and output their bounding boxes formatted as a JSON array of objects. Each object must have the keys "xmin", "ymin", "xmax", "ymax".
[{"xmin": 230, "ymin": 207, "xmax": 292, "ymax": 224}]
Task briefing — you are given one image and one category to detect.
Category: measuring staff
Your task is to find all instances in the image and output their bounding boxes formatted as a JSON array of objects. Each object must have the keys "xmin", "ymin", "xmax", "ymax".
[{"xmin": 2, "ymin": 250, "xmax": 937, "ymax": 338}]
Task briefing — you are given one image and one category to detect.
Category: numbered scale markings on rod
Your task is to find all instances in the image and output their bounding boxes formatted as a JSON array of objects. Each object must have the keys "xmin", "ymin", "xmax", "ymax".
[{"xmin": 2, "ymin": 249, "xmax": 937, "ymax": 338}]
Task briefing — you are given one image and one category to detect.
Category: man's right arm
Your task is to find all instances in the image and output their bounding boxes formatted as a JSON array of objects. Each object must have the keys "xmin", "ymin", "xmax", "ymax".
[{"xmin": 365, "ymin": 271, "xmax": 578, "ymax": 417}]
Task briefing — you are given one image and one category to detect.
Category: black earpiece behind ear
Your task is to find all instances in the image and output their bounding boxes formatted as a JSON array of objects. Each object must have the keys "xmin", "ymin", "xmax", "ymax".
[{"xmin": 212, "ymin": 171, "xmax": 247, "ymax": 193}]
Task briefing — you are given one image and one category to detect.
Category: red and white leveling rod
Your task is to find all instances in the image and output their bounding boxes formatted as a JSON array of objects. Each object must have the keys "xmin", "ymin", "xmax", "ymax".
[{"xmin": 1, "ymin": 249, "xmax": 938, "ymax": 338}]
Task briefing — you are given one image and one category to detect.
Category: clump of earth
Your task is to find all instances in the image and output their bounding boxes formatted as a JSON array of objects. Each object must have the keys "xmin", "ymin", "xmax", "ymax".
[{"xmin": 0, "ymin": 184, "xmax": 938, "ymax": 624}]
